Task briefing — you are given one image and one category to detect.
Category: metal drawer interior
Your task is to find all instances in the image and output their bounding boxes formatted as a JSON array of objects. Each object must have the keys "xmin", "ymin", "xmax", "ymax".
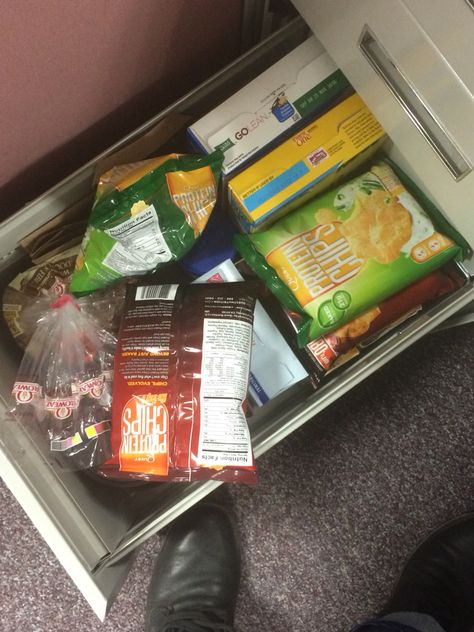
[
  {"xmin": 0, "ymin": 17, "xmax": 311, "ymax": 577},
  {"xmin": 1, "ymin": 14, "xmax": 473, "ymax": 595}
]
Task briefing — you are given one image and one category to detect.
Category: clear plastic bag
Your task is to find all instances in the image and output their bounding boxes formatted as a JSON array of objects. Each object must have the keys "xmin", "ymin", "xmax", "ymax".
[
  {"xmin": 9, "ymin": 294, "xmax": 115, "ymax": 470},
  {"xmin": 8, "ymin": 280, "xmax": 126, "ymax": 350}
]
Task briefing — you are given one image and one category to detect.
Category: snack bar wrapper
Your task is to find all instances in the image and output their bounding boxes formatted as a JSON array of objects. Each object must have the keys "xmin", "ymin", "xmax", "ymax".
[
  {"xmin": 236, "ymin": 160, "xmax": 464, "ymax": 344},
  {"xmin": 9, "ymin": 295, "xmax": 115, "ymax": 470},
  {"xmin": 70, "ymin": 151, "xmax": 224, "ymax": 294},
  {"xmin": 303, "ymin": 265, "xmax": 465, "ymax": 373},
  {"xmin": 3, "ymin": 246, "xmax": 79, "ymax": 348},
  {"xmin": 3, "ymin": 246, "xmax": 126, "ymax": 349},
  {"xmin": 98, "ymin": 282, "xmax": 258, "ymax": 483}
]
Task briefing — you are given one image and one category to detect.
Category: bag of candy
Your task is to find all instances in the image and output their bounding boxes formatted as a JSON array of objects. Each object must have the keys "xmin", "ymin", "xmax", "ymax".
[{"xmin": 9, "ymin": 294, "xmax": 115, "ymax": 470}]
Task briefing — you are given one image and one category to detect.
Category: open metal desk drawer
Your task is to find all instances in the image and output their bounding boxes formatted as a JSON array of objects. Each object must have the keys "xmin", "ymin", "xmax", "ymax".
[{"xmin": 1, "ymin": 11, "xmax": 473, "ymax": 620}]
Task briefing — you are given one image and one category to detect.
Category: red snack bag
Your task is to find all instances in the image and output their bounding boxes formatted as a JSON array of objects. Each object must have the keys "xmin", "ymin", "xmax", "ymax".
[
  {"xmin": 168, "ymin": 283, "xmax": 258, "ymax": 482},
  {"xmin": 305, "ymin": 265, "xmax": 464, "ymax": 373},
  {"xmin": 100, "ymin": 283, "xmax": 175, "ymax": 480},
  {"xmin": 99, "ymin": 282, "xmax": 258, "ymax": 483}
]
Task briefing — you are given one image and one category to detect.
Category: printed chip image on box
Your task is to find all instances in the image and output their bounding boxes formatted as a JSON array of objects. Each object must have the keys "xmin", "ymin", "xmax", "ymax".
[
  {"xmin": 228, "ymin": 93, "xmax": 386, "ymax": 233},
  {"xmin": 187, "ymin": 36, "xmax": 352, "ymax": 176}
]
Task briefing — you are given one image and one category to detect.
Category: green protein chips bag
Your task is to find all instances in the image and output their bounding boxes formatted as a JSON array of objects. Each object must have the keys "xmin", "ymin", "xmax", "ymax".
[
  {"xmin": 70, "ymin": 151, "xmax": 224, "ymax": 294},
  {"xmin": 236, "ymin": 160, "xmax": 464, "ymax": 345}
]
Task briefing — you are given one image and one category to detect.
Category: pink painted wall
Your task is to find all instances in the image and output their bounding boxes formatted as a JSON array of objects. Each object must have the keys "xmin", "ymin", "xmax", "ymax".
[{"xmin": 0, "ymin": 0, "xmax": 243, "ymax": 218}]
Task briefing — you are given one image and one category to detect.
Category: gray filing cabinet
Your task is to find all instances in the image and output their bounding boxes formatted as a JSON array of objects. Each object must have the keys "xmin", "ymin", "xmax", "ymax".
[{"xmin": 1, "ymin": 3, "xmax": 474, "ymax": 619}]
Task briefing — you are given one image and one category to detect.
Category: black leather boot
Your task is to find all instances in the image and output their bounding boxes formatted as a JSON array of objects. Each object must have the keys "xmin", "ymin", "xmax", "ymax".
[
  {"xmin": 382, "ymin": 514, "xmax": 474, "ymax": 632},
  {"xmin": 145, "ymin": 500, "xmax": 240, "ymax": 632}
]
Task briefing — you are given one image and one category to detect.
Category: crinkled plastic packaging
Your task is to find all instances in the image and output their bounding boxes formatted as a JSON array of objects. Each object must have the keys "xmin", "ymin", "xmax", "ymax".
[
  {"xmin": 303, "ymin": 265, "xmax": 465, "ymax": 373},
  {"xmin": 236, "ymin": 160, "xmax": 464, "ymax": 345},
  {"xmin": 70, "ymin": 151, "xmax": 224, "ymax": 294},
  {"xmin": 98, "ymin": 282, "xmax": 258, "ymax": 483},
  {"xmin": 6, "ymin": 276, "xmax": 126, "ymax": 350},
  {"xmin": 3, "ymin": 246, "xmax": 80, "ymax": 348},
  {"xmin": 9, "ymin": 295, "xmax": 115, "ymax": 470}
]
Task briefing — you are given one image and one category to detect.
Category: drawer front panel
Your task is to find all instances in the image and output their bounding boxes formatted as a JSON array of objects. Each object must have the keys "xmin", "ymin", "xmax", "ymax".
[
  {"xmin": 403, "ymin": 0, "xmax": 474, "ymax": 97},
  {"xmin": 293, "ymin": 0, "xmax": 474, "ymax": 249}
]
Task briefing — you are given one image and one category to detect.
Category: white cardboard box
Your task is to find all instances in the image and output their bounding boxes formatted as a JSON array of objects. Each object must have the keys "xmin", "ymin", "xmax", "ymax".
[
  {"xmin": 195, "ymin": 259, "xmax": 308, "ymax": 405},
  {"xmin": 187, "ymin": 36, "xmax": 351, "ymax": 176}
]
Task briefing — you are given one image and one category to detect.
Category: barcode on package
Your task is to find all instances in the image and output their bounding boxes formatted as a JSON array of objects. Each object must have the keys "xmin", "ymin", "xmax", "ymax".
[{"xmin": 135, "ymin": 284, "xmax": 179, "ymax": 301}]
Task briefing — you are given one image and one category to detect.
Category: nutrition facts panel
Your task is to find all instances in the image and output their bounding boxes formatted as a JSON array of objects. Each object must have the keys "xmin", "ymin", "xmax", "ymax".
[{"xmin": 197, "ymin": 318, "xmax": 253, "ymax": 466}]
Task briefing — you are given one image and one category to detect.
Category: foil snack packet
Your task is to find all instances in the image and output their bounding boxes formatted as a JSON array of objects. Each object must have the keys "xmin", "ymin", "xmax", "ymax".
[
  {"xmin": 303, "ymin": 265, "xmax": 465, "ymax": 373},
  {"xmin": 70, "ymin": 151, "xmax": 224, "ymax": 294},
  {"xmin": 236, "ymin": 160, "xmax": 464, "ymax": 344},
  {"xmin": 99, "ymin": 282, "xmax": 258, "ymax": 483}
]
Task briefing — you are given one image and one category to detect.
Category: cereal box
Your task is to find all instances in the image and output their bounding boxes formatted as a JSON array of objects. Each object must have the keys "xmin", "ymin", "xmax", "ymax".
[
  {"xmin": 228, "ymin": 93, "xmax": 386, "ymax": 233},
  {"xmin": 187, "ymin": 36, "xmax": 352, "ymax": 176}
]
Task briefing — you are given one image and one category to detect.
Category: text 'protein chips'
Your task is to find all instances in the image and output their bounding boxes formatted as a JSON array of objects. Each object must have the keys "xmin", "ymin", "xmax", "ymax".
[{"xmin": 236, "ymin": 160, "xmax": 462, "ymax": 343}]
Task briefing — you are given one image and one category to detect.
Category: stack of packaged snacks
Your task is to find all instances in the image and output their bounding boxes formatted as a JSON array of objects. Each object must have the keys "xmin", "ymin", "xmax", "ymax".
[
  {"xmin": 5, "ymin": 40, "xmax": 469, "ymax": 487},
  {"xmin": 8, "ymin": 151, "xmax": 262, "ymax": 483},
  {"xmin": 187, "ymin": 35, "xmax": 353, "ymax": 177}
]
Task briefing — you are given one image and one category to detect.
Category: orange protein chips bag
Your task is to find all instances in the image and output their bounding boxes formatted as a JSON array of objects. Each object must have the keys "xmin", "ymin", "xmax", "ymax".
[{"xmin": 100, "ymin": 283, "xmax": 175, "ymax": 480}]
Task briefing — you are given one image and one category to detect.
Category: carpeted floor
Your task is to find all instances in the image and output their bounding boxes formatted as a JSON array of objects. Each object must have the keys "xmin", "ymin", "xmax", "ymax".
[{"xmin": 1, "ymin": 323, "xmax": 474, "ymax": 632}]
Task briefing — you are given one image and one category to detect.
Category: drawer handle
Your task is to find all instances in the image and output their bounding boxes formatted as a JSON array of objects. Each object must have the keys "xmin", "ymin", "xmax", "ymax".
[
  {"xmin": 358, "ymin": 26, "xmax": 472, "ymax": 181},
  {"xmin": 466, "ymin": 0, "xmax": 474, "ymax": 12}
]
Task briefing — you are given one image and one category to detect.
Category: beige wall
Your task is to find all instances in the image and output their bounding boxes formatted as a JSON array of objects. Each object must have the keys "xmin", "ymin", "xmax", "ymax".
[{"xmin": 0, "ymin": 0, "xmax": 243, "ymax": 218}]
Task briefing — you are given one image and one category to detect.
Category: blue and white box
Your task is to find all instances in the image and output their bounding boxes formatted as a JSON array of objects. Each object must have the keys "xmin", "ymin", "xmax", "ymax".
[
  {"xmin": 195, "ymin": 259, "xmax": 308, "ymax": 406},
  {"xmin": 187, "ymin": 36, "xmax": 351, "ymax": 177}
]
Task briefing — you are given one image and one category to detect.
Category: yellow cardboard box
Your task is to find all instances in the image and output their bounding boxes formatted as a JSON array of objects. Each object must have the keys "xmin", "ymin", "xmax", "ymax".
[{"xmin": 228, "ymin": 93, "xmax": 386, "ymax": 232}]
